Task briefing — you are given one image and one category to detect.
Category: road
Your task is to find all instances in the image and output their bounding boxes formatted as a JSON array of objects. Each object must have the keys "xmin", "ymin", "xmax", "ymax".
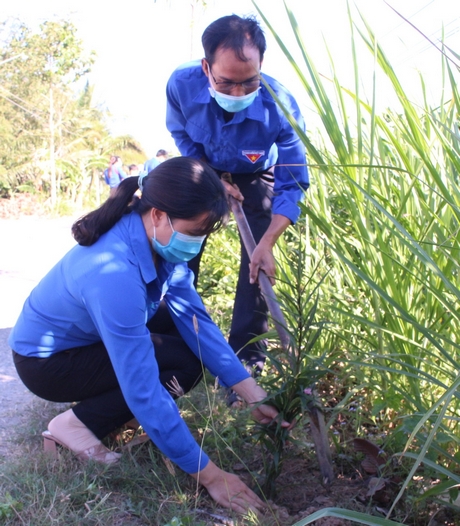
[{"xmin": 0, "ymin": 215, "xmax": 78, "ymax": 457}]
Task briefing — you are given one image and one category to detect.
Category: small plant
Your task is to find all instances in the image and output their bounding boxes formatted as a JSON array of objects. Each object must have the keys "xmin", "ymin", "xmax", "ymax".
[
  {"xmin": 254, "ymin": 220, "xmax": 336, "ymax": 497},
  {"xmin": 0, "ymin": 493, "xmax": 23, "ymax": 520}
]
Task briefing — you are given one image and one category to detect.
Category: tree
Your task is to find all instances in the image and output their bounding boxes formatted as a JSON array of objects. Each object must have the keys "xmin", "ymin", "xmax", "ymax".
[{"xmin": 0, "ymin": 19, "xmax": 144, "ymax": 206}]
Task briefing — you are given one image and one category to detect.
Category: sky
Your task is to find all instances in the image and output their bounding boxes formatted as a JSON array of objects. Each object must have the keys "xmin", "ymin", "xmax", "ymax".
[{"xmin": 2, "ymin": 0, "xmax": 459, "ymax": 158}]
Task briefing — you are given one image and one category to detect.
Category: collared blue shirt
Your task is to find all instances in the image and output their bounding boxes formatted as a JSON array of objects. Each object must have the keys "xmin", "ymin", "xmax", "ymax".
[
  {"xmin": 9, "ymin": 212, "xmax": 249, "ymax": 474},
  {"xmin": 166, "ymin": 61, "xmax": 309, "ymax": 224}
]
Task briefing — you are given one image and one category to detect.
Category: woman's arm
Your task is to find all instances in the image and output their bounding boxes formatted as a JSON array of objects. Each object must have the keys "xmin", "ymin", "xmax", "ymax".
[{"xmin": 190, "ymin": 377, "xmax": 290, "ymax": 513}]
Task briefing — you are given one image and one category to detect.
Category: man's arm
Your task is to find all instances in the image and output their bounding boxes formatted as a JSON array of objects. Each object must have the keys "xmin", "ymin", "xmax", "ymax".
[
  {"xmin": 165, "ymin": 71, "xmax": 206, "ymax": 160},
  {"xmin": 249, "ymin": 88, "xmax": 309, "ymax": 283},
  {"xmin": 270, "ymin": 87, "xmax": 309, "ymax": 225},
  {"xmin": 249, "ymin": 213, "xmax": 291, "ymax": 285}
]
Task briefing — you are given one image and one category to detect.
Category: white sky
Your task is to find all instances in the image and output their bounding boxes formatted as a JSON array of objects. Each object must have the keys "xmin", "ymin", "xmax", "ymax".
[{"xmin": 2, "ymin": 0, "xmax": 459, "ymax": 157}]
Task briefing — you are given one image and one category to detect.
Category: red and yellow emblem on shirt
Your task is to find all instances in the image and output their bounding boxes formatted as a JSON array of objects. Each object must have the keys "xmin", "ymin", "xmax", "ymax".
[{"xmin": 242, "ymin": 150, "xmax": 265, "ymax": 164}]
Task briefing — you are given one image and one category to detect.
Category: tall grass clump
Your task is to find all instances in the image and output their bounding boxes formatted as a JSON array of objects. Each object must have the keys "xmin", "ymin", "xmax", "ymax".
[{"xmin": 255, "ymin": 0, "xmax": 460, "ymax": 517}]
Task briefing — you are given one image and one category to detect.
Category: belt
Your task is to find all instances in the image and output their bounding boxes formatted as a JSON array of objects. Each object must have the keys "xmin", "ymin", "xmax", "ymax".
[{"xmin": 212, "ymin": 167, "xmax": 275, "ymax": 183}]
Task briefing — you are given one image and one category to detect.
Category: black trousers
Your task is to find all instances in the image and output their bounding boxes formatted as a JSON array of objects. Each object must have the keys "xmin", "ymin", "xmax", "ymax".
[
  {"xmin": 188, "ymin": 172, "xmax": 273, "ymax": 365},
  {"xmin": 12, "ymin": 303, "xmax": 203, "ymax": 440}
]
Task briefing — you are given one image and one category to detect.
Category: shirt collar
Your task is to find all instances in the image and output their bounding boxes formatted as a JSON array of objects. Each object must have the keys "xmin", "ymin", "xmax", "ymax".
[{"xmin": 123, "ymin": 212, "xmax": 157, "ymax": 284}]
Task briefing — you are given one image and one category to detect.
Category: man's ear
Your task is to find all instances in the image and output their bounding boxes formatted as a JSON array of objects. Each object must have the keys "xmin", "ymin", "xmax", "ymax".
[{"xmin": 201, "ymin": 58, "xmax": 210, "ymax": 78}]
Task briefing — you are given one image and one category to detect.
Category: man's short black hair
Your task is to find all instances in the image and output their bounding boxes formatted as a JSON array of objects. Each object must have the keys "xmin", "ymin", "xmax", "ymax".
[{"xmin": 202, "ymin": 15, "xmax": 266, "ymax": 65}]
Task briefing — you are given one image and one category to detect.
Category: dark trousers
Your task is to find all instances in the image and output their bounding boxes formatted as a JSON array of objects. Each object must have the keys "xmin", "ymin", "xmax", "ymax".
[
  {"xmin": 12, "ymin": 303, "xmax": 203, "ymax": 440},
  {"xmin": 189, "ymin": 172, "xmax": 273, "ymax": 365}
]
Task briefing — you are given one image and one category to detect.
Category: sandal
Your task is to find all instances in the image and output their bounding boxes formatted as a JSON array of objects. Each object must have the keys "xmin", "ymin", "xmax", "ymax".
[{"xmin": 43, "ymin": 430, "xmax": 121, "ymax": 465}]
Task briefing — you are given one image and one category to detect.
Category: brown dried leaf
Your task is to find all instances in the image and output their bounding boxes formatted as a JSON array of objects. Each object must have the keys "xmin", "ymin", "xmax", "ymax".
[
  {"xmin": 366, "ymin": 477, "xmax": 386, "ymax": 497},
  {"xmin": 353, "ymin": 437, "xmax": 386, "ymax": 465}
]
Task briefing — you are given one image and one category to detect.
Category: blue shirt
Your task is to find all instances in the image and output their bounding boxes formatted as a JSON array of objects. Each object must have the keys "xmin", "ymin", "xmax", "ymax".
[
  {"xmin": 166, "ymin": 61, "xmax": 309, "ymax": 224},
  {"xmin": 9, "ymin": 212, "xmax": 250, "ymax": 474},
  {"xmin": 143, "ymin": 157, "xmax": 160, "ymax": 174},
  {"xmin": 104, "ymin": 165, "xmax": 127, "ymax": 188}
]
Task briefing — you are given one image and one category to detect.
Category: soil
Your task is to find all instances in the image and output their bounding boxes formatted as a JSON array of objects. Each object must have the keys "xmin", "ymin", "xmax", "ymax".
[{"xmin": 0, "ymin": 196, "xmax": 457, "ymax": 526}]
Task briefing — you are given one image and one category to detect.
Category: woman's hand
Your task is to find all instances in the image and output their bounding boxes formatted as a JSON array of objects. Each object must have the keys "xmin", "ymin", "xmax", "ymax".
[
  {"xmin": 191, "ymin": 461, "xmax": 265, "ymax": 514},
  {"xmin": 249, "ymin": 400, "xmax": 289, "ymax": 426},
  {"xmin": 231, "ymin": 377, "xmax": 291, "ymax": 428}
]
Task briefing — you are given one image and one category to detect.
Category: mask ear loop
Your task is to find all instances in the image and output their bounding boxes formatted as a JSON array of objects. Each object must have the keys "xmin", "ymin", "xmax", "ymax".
[
  {"xmin": 166, "ymin": 215, "xmax": 175, "ymax": 232},
  {"xmin": 153, "ymin": 216, "xmax": 174, "ymax": 245}
]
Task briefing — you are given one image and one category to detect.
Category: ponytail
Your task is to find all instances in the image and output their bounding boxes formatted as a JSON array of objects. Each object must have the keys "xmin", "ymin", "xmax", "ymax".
[
  {"xmin": 72, "ymin": 157, "xmax": 228, "ymax": 246},
  {"xmin": 72, "ymin": 176, "xmax": 140, "ymax": 246}
]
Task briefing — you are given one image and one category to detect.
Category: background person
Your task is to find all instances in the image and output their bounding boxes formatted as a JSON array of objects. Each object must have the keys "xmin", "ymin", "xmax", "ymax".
[
  {"xmin": 104, "ymin": 155, "xmax": 127, "ymax": 196},
  {"xmin": 143, "ymin": 148, "xmax": 169, "ymax": 175},
  {"xmin": 166, "ymin": 15, "xmax": 309, "ymax": 388},
  {"xmin": 128, "ymin": 164, "xmax": 140, "ymax": 177},
  {"xmin": 9, "ymin": 157, "xmax": 288, "ymax": 514}
]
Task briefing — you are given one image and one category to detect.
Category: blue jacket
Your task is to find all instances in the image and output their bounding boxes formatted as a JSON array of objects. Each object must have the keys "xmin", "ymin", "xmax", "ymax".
[
  {"xmin": 166, "ymin": 61, "xmax": 309, "ymax": 224},
  {"xmin": 9, "ymin": 212, "xmax": 250, "ymax": 473}
]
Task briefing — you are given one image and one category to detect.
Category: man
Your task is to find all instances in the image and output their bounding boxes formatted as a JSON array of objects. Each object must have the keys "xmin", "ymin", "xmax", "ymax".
[
  {"xmin": 143, "ymin": 149, "xmax": 169, "ymax": 174},
  {"xmin": 166, "ymin": 15, "xmax": 309, "ymax": 389}
]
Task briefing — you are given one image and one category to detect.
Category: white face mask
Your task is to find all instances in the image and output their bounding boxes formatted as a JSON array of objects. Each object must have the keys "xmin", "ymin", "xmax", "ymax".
[{"xmin": 208, "ymin": 87, "xmax": 260, "ymax": 112}]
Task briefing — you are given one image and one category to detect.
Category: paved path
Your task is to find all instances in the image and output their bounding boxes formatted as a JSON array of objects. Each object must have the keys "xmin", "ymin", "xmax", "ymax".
[{"xmin": 0, "ymin": 215, "xmax": 78, "ymax": 457}]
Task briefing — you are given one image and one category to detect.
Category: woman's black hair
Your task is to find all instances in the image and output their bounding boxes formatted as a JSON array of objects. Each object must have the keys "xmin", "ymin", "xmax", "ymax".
[
  {"xmin": 202, "ymin": 15, "xmax": 266, "ymax": 65},
  {"xmin": 72, "ymin": 157, "xmax": 229, "ymax": 246}
]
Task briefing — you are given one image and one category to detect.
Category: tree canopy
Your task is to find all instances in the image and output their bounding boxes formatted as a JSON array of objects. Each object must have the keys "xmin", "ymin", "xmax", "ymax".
[{"xmin": 0, "ymin": 18, "xmax": 144, "ymax": 204}]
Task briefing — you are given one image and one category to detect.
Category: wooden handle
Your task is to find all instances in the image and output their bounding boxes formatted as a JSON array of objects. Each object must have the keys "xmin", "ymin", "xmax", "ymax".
[{"xmin": 228, "ymin": 195, "xmax": 290, "ymax": 350}]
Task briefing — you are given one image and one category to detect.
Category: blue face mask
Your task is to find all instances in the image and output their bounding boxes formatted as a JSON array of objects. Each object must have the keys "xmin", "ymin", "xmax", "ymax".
[
  {"xmin": 208, "ymin": 86, "xmax": 260, "ymax": 113},
  {"xmin": 152, "ymin": 216, "xmax": 205, "ymax": 263}
]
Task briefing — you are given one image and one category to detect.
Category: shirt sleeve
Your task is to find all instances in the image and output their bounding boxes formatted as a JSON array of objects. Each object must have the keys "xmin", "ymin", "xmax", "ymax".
[
  {"xmin": 271, "ymin": 96, "xmax": 310, "ymax": 224},
  {"xmin": 80, "ymin": 261, "xmax": 210, "ymax": 474},
  {"xmin": 166, "ymin": 69, "xmax": 206, "ymax": 160},
  {"xmin": 163, "ymin": 264, "xmax": 251, "ymax": 388}
]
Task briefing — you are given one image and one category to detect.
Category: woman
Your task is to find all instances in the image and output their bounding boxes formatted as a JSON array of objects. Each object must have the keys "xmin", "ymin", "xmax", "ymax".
[
  {"xmin": 104, "ymin": 155, "xmax": 127, "ymax": 196},
  {"xmin": 9, "ymin": 157, "xmax": 288, "ymax": 514}
]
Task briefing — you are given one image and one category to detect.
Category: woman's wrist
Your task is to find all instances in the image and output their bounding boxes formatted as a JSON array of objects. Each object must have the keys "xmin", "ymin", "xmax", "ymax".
[
  {"xmin": 190, "ymin": 460, "xmax": 220, "ymax": 486},
  {"xmin": 231, "ymin": 377, "xmax": 267, "ymax": 405}
]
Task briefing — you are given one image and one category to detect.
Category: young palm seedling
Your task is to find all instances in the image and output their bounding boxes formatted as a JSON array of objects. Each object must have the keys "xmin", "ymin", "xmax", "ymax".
[{"xmin": 253, "ymin": 222, "xmax": 335, "ymax": 498}]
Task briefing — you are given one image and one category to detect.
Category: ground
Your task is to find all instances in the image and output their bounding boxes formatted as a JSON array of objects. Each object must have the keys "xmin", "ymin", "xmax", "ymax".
[{"xmin": 0, "ymin": 195, "xmax": 458, "ymax": 526}]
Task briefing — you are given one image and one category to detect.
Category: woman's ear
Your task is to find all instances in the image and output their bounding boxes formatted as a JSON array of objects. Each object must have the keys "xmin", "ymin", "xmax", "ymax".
[{"xmin": 149, "ymin": 208, "xmax": 166, "ymax": 227}]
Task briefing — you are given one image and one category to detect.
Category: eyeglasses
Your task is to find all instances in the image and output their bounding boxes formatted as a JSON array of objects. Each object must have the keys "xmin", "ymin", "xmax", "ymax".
[{"xmin": 209, "ymin": 67, "xmax": 260, "ymax": 94}]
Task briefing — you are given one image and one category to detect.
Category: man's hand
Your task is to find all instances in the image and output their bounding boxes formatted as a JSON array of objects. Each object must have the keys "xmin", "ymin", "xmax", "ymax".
[
  {"xmin": 248, "ymin": 214, "xmax": 292, "ymax": 285},
  {"xmin": 192, "ymin": 461, "xmax": 265, "ymax": 514},
  {"xmin": 221, "ymin": 178, "xmax": 244, "ymax": 201},
  {"xmin": 249, "ymin": 241, "xmax": 276, "ymax": 285}
]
